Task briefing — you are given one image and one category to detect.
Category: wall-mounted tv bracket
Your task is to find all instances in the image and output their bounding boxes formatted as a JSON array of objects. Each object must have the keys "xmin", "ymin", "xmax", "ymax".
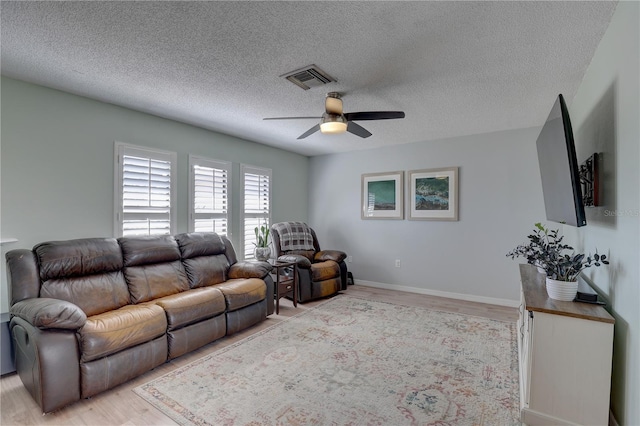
[{"xmin": 579, "ymin": 153, "xmax": 600, "ymax": 207}]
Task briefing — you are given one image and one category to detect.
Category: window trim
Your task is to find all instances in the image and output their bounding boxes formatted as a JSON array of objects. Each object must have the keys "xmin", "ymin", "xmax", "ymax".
[
  {"xmin": 240, "ymin": 164, "xmax": 272, "ymax": 260},
  {"xmin": 114, "ymin": 141, "xmax": 177, "ymax": 237},
  {"xmin": 188, "ymin": 155, "xmax": 232, "ymax": 235}
]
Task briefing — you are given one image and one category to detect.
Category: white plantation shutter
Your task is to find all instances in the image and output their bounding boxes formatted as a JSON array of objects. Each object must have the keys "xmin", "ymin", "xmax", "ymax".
[
  {"xmin": 189, "ymin": 156, "xmax": 231, "ymax": 235},
  {"xmin": 115, "ymin": 143, "xmax": 177, "ymax": 237},
  {"xmin": 241, "ymin": 165, "xmax": 271, "ymax": 260}
]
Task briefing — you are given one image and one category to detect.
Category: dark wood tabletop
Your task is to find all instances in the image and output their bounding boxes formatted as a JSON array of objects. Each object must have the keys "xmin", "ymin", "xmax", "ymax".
[{"xmin": 519, "ymin": 263, "xmax": 615, "ymax": 324}]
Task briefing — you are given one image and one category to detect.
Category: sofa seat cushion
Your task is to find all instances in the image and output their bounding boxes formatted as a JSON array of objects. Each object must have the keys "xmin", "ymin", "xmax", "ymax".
[
  {"xmin": 155, "ymin": 287, "xmax": 226, "ymax": 331},
  {"xmin": 310, "ymin": 260, "xmax": 340, "ymax": 282},
  {"xmin": 215, "ymin": 278, "xmax": 266, "ymax": 312},
  {"xmin": 79, "ymin": 304, "xmax": 167, "ymax": 362}
]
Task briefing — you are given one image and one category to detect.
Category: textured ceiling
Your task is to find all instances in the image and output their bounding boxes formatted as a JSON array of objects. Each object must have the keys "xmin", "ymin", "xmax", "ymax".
[{"xmin": 1, "ymin": 1, "xmax": 617, "ymax": 156}]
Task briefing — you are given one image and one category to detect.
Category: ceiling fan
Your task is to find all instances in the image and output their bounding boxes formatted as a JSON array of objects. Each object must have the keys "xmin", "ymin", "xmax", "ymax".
[{"xmin": 264, "ymin": 92, "xmax": 405, "ymax": 139}]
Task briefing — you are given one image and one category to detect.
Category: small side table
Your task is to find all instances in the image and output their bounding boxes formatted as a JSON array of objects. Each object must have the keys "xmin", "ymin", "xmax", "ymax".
[{"xmin": 269, "ymin": 260, "xmax": 297, "ymax": 315}]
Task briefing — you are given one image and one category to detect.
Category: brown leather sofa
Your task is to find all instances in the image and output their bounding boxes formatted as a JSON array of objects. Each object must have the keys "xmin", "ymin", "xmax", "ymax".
[
  {"xmin": 5, "ymin": 232, "xmax": 274, "ymax": 413},
  {"xmin": 271, "ymin": 222, "xmax": 348, "ymax": 303}
]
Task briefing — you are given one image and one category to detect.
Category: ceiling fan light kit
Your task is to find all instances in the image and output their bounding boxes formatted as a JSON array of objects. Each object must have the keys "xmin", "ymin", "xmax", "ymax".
[{"xmin": 320, "ymin": 113, "xmax": 347, "ymax": 134}]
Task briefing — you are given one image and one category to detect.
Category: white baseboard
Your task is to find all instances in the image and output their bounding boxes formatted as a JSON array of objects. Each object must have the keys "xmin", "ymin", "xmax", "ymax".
[
  {"xmin": 354, "ymin": 279, "xmax": 520, "ymax": 308},
  {"xmin": 521, "ymin": 408, "xmax": 575, "ymax": 425}
]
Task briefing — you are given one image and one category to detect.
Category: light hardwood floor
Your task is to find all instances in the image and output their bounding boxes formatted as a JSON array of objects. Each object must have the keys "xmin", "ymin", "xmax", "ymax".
[{"xmin": 0, "ymin": 285, "xmax": 517, "ymax": 425}]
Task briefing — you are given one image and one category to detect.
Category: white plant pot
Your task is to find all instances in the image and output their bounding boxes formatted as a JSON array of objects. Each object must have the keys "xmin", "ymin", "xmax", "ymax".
[
  {"xmin": 545, "ymin": 277, "xmax": 578, "ymax": 301},
  {"xmin": 254, "ymin": 246, "xmax": 271, "ymax": 261}
]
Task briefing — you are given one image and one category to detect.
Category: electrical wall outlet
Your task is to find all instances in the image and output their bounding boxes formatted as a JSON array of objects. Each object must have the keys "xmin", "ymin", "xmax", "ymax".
[
  {"xmin": 395, "ymin": 259, "xmax": 401, "ymax": 268},
  {"xmin": 348, "ymin": 256, "xmax": 353, "ymax": 263}
]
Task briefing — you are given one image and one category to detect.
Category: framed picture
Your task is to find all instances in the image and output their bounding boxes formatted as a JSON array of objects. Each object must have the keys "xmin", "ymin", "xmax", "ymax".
[
  {"xmin": 408, "ymin": 167, "xmax": 459, "ymax": 221},
  {"xmin": 361, "ymin": 171, "xmax": 404, "ymax": 219}
]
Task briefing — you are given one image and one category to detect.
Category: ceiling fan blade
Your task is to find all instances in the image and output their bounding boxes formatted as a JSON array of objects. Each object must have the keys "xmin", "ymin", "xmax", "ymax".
[
  {"xmin": 263, "ymin": 116, "xmax": 320, "ymax": 120},
  {"xmin": 297, "ymin": 124, "xmax": 321, "ymax": 139},
  {"xmin": 325, "ymin": 96, "xmax": 343, "ymax": 115},
  {"xmin": 344, "ymin": 111, "xmax": 405, "ymax": 121},
  {"xmin": 347, "ymin": 121, "xmax": 372, "ymax": 138}
]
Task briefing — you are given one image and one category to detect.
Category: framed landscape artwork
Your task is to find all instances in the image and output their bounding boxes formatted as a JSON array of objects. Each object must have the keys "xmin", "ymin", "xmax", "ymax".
[
  {"xmin": 361, "ymin": 171, "xmax": 404, "ymax": 219},
  {"xmin": 408, "ymin": 167, "xmax": 459, "ymax": 221}
]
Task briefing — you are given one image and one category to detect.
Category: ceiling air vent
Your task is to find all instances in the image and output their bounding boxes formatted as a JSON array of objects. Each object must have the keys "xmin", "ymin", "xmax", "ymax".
[{"xmin": 281, "ymin": 65, "xmax": 336, "ymax": 90}]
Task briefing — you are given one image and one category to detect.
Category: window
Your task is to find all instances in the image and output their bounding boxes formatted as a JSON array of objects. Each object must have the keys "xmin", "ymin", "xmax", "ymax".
[
  {"xmin": 114, "ymin": 142, "xmax": 177, "ymax": 237},
  {"xmin": 189, "ymin": 156, "xmax": 231, "ymax": 235},
  {"xmin": 240, "ymin": 164, "xmax": 271, "ymax": 260}
]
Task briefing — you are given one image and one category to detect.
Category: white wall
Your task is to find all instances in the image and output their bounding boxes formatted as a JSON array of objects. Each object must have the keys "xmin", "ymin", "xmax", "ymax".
[
  {"xmin": 309, "ymin": 126, "xmax": 546, "ymax": 305},
  {"xmin": 563, "ymin": 2, "xmax": 639, "ymax": 424},
  {"xmin": 0, "ymin": 77, "xmax": 309, "ymax": 312}
]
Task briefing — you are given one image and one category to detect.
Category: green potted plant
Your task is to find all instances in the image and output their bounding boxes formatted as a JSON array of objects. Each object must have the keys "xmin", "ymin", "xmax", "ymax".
[
  {"xmin": 507, "ymin": 223, "xmax": 609, "ymax": 301},
  {"xmin": 505, "ymin": 223, "xmax": 552, "ymax": 273},
  {"xmin": 253, "ymin": 222, "xmax": 271, "ymax": 261}
]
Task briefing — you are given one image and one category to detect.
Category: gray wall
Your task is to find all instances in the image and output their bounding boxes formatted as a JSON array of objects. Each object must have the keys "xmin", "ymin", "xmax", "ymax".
[
  {"xmin": 0, "ymin": 77, "xmax": 309, "ymax": 312},
  {"xmin": 309, "ymin": 126, "xmax": 546, "ymax": 305},
  {"xmin": 562, "ymin": 2, "xmax": 639, "ymax": 424},
  {"xmin": 309, "ymin": 2, "xmax": 639, "ymax": 423}
]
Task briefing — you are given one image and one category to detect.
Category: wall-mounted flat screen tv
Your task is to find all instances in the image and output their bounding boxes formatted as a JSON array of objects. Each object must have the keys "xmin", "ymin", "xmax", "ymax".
[{"xmin": 536, "ymin": 94, "xmax": 586, "ymax": 227}]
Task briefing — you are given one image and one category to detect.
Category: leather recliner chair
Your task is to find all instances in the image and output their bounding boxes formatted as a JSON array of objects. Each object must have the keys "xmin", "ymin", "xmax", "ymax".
[{"xmin": 271, "ymin": 222, "xmax": 348, "ymax": 303}]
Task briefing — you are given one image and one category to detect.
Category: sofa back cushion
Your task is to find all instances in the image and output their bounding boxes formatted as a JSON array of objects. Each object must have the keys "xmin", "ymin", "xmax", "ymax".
[
  {"xmin": 35, "ymin": 238, "xmax": 129, "ymax": 316},
  {"xmin": 36, "ymin": 238, "xmax": 123, "ymax": 280},
  {"xmin": 40, "ymin": 273, "xmax": 130, "ymax": 317},
  {"xmin": 119, "ymin": 235, "xmax": 182, "ymax": 267},
  {"xmin": 175, "ymin": 233, "xmax": 231, "ymax": 288},
  {"xmin": 176, "ymin": 232, "xmax": 226, "ymax": 258},
  {"xmin": 182, "ymin": 256, "xmax": 230, "ymax": 288},
  {"xmin": 119, "ymin": 236, "xmax": 189, "ymax": 303}
]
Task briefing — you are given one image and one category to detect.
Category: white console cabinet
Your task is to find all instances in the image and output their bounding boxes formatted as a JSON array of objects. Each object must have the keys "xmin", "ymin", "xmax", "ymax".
[{"xmin": 518, "ymin": 264, "xmax": 614, "ymax": 426}]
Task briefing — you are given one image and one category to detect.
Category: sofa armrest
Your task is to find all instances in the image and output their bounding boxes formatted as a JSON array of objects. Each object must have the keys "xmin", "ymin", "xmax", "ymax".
[
  {"xmin": 228, "ymin": 261, "xmax": 273, "ymax": 279},
  {"xmin": 314, "ymin": 250, "xmax": 347, "ymax": 263},
  {"xmin": 278, "ymin": 254, "xmax": 312, "ymax": 269},
  {"xmin": 6, "ymin": 249, "xmax": 41, "ymax": 305},
  {"xmin": 10, "ymin": 316, "xmax": 81, "ymax": 412},
  {"xmin": 10, "ymin": 298, "xmax": 87, "ymax": 330}
]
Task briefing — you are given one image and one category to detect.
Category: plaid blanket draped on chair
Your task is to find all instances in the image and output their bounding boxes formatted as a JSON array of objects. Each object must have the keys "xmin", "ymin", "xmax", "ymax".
[{"xmin": 271, "ymin": 222, "xmax": 315, "ymax": 251}]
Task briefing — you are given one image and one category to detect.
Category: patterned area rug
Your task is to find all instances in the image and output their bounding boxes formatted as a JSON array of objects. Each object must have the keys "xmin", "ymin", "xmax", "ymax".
[{"xmin": 134, "ymin": 296, "xmax": 520, "ymax": 425}]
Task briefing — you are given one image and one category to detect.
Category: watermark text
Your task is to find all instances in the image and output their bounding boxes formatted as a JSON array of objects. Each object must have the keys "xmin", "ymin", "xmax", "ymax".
[{"xmin": 603, "ymin": 209, "xmax": 640, "ymax": 217}]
